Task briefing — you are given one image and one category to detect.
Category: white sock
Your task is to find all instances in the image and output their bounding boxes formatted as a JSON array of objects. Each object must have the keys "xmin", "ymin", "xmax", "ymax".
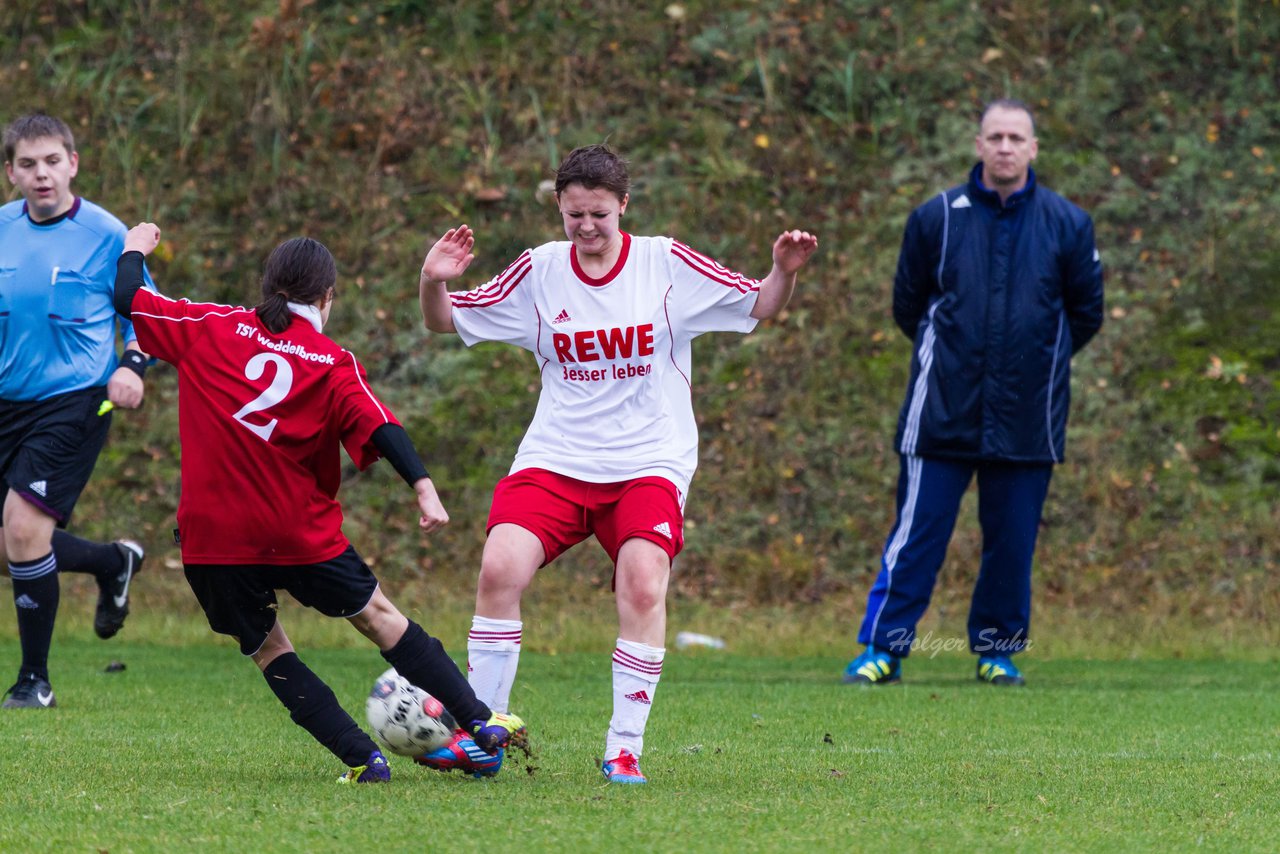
[
  {"xmin": 605, "ymin": 638, "xmax": 664, "ymax": 760},
  {"xmin": 466, "ymin": 616, "xmax": 522, "ymax": 713}
]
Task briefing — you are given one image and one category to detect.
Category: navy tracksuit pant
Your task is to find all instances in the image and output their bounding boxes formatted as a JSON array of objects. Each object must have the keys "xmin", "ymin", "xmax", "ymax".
[{"xmin": 857, "ymin": 454, "xmax": 1053, "ymax": 658}]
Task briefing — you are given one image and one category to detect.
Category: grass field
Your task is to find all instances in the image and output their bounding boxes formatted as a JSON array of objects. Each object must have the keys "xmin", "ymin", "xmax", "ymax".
[{"xmin": 1, "ymin": 609, "xmax": 1277, "ymax": 853}]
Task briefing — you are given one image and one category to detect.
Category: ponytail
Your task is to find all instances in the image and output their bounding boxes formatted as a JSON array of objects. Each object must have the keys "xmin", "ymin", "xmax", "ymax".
[{"xmin": 255, "ymin": 292, "xmax": 293, "ymax": 334}]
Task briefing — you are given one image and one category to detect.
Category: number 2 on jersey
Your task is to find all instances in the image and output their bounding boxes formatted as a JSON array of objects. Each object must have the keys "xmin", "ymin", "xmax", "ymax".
[{"xmin": 232, "ymin": 352, "xmax": 293, "ymax": 441}]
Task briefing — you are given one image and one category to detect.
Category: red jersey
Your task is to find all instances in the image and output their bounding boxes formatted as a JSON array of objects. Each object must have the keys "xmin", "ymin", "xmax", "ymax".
[{"xmin": 129, "ymin": 289, "xmax": 398, "ymax": 564}]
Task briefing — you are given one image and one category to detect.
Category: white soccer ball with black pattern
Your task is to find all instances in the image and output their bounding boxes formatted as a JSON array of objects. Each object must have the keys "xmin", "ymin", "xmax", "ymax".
[{"xmin": 366, "ymin": 667, "xmax": 457, "ymax": 756}]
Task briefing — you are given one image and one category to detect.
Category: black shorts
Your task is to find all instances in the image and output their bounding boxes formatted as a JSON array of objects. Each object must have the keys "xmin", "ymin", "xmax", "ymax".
[
  {"xmin": 184, "ymin": 546, "xmax": 379, "ymax": 656},
  {"xmin": 0, "ymin": 386, "xmax": 112, "ymax": 525}
]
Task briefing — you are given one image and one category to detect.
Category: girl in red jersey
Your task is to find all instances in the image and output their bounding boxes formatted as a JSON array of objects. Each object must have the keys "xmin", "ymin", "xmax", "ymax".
[
  {"xmin": 114, "ymin": 224, "xmax": 524, "ymax": 783},
  {"xmin": 416, "ymin": 144, "xmax": 818, "ymax": 783}
]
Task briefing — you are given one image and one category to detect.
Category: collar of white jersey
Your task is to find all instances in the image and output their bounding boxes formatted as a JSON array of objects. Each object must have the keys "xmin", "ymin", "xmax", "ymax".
[{"xmin": 287, "ymin": 301, "xmax": 324, "ymax": 333}]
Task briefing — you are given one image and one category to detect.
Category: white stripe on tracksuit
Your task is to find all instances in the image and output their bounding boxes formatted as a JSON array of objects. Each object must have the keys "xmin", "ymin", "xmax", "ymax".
[
  {"xmin": 1044, "ymin": 313, "xmax": 1066, "ymax": 463},
  {"xmin": 870, "ymin": 191, "xmax": 950, "ymax": 646},
  {"xmin": 866, "ymin": 454, "xmax": 924, "ymax": 645}
]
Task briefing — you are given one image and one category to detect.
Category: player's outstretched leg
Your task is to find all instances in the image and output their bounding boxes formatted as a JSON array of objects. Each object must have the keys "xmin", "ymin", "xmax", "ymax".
[
  {"xmin": 379, "ymin": 619, "xmax": 528, "ymax": 755},
  {"xmin": 94, "ymin": 540, "xmax": 144, "ymax": 639},
  {"xmin": 261, "ymin": 651, "xmax": 386, "ymax": 782},
  {"xmin": 416, "ymin": 729, "xmax": 505, "ymax": 778}
]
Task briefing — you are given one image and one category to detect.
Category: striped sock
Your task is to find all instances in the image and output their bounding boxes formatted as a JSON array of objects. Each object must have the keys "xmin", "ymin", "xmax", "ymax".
[
  {"xmin": 10, "ymin": 552, "xmax": 60, "ymax": 683},
  {"xmin": 606, "ymin": 638, "xmax": 664, "ymax": 760},
  {"xmin": 466, "ymin": 616, "xmax": 522, "ymax": 713}
]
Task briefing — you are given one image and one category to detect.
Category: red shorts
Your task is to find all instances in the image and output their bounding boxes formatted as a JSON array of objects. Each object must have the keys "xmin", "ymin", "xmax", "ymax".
[{"xmin": 487, "ymin": 468, "xmax": 685, "ymax": 566}]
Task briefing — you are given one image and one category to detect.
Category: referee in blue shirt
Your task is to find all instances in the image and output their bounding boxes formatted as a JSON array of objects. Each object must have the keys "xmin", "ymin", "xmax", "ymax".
[{"xmin": 1, "ymin": 114, "xmax": 153, "ymax": 709}]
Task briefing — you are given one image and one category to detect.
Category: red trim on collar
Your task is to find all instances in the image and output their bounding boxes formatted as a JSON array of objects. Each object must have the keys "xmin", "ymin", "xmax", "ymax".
[{"xmin": 570, "ymin": 231, "xmax": 631, "ymax": 287}]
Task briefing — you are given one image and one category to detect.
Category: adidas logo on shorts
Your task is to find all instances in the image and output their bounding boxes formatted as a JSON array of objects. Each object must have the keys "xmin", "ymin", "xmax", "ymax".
[
  {"xmin": 28, "ymin": 480, "xmax": 48, "ymax": 498},
  {"xmin": 652, "ymin": 521, "xmax": 672, "ymax": 539}
]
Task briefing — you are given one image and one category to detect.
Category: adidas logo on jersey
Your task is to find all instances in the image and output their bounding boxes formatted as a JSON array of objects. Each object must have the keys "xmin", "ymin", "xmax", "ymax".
[
  {"xmin": 14, "ymin": 594, "xmax": 39, "ymax": 610},
  {"xmin": 652, "ymin": 521, "xmax": 672, "ymax": 539},
  {"xmin": 28, "ymin": 480, "xmax": 48, "ymax": 498},
  {"xmin": 951, "ymin": 194, "xmax": 972, "ymax": 209},
  {"xmin": 552, "ymin": 309, "xmax": 571, "ymax": 324},
  {"xmin": 624, "ymin": 690, "xmax": 651, "ymax": 705}
]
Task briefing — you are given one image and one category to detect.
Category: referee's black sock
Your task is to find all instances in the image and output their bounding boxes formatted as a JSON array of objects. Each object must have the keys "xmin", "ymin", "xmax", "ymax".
[
  {"xmin": 381, "ymin": 620, "xmax": 490, "ymax": 727},
  {"xmin": 50, "ymin": 530, "xmax": 122, "ymax": 579},
  {"xmin": 9, "ymin": 553, "xmax": 60, "ymax": 684},
  {"xmin": 262, "ymin": 652, "xmax": 378, "ymax": 767}
]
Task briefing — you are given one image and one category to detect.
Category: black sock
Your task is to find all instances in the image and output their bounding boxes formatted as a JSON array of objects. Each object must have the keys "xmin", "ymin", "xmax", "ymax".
[
  {"xmin": 382, "ymin": 620, "xmax": 490, "ymax": 727},
  {"xmin": 10, "ymin": 553, "xmax": 60, "ymax": 683},
  {"xmin": 262, "ymin": 652, "xmax": 377, "ymax": 767},
  {"xmin": 50, "ymin": 530, "xmax": 122, "ymax": 579}
]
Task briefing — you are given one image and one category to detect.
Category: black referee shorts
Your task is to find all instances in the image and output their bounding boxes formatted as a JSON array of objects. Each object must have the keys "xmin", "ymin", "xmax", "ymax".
[
  {"xmin": 184, "ymin": 546, "xmax": 379, "ymax": 656},
  {"xmin": 0, "ymin": 386, "xmax": 112, "ymax": 525}
]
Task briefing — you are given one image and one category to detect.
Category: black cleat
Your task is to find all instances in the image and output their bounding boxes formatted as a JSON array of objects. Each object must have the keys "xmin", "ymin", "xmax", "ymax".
[
  {"xmin": 95, "ymin": 540, "xmax": 144, "ymax": 640},
  {"xmin": 2, "ymin": 675, "xmax": 57, "ymax": 709}
]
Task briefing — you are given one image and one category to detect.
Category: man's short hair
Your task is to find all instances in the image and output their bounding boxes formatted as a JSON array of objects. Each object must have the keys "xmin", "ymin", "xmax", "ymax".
[
  {"xmin": 979, "ymin": 99, "xmax": 1036, "ymax": 134},
  {"xmin": 3, "ymin": 114, "xmax": 76, "ymax": 163}
]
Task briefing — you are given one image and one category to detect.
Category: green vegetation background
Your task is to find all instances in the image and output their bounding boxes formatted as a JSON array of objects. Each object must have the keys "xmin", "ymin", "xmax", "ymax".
[{"xmin": 3, "ymin": 0, "xmax": 1278, "ymax": 654}]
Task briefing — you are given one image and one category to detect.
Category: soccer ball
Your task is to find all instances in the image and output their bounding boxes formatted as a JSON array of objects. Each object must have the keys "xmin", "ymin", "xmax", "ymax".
[{"xmin": 366, "ymin": 668, "xmax": 457, "ymax": 756}]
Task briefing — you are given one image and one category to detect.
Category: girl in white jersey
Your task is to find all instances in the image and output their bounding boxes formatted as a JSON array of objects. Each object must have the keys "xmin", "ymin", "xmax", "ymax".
[{"xmin": 417, "ymin": 144, "xmax": 817, "ymax": 784}]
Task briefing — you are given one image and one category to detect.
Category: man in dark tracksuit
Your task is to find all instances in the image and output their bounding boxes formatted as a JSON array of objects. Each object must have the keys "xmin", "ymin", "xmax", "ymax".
[{"xmin": 844, "ymin": 99, "xmax": 1104, "ymax": 686}]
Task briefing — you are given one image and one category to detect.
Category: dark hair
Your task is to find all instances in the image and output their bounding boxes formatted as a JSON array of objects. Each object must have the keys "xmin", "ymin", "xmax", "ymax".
[
  {"xmin": 255, "ymin": 237, "xmax": 337, "ymax": 334},
  {"xmin": 554, "ymin": 144, "xmax": 631, "ymax": 201},
  {"xmin": 979, "ymin": 99, "xmax": 1036, "ymax": 134},
  {"xmin": 3, "ymin": 113, "xmax": 76, "ymax": 163}
]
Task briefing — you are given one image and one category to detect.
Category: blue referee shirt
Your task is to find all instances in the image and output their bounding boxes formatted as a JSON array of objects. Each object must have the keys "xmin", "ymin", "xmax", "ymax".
[{"xmin": 0, "ymin": 197, "xmax": 154, "ymax": 401}]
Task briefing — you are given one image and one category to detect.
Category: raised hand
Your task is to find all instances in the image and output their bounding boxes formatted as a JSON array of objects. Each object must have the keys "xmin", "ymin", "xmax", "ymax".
[
  {"xmin": 772, "ymin": 229, "xmax": 819, "ymax": 275},
  {"xmin": 125, "ymin": 222, "xmax": 161, "ymax": 256},
  {"xmin": 420, "ymin": 225, "xmax": 476, "ymax": 284}
]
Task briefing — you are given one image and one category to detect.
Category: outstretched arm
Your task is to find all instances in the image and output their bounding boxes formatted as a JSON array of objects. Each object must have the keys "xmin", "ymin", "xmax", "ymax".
[
  {"xmin": 419, "ymin": 225, "xmax": 477, "ymax": 334},
  {"xmin": 370, "ymin": 424, "xmax": 449, "ymax": 533},
  {"xmin": 109, "ymin": 222, "xmax": 163, "ymax": 410},
  {"xmin": 750, "ymin": 229, "xmax": 819, "ymax": 320}
]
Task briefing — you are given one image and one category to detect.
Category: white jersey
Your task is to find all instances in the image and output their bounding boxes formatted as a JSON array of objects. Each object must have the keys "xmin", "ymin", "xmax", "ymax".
[{"xmin": 450, "ymin": 233, "xmax": 760, "ymax": 495}]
